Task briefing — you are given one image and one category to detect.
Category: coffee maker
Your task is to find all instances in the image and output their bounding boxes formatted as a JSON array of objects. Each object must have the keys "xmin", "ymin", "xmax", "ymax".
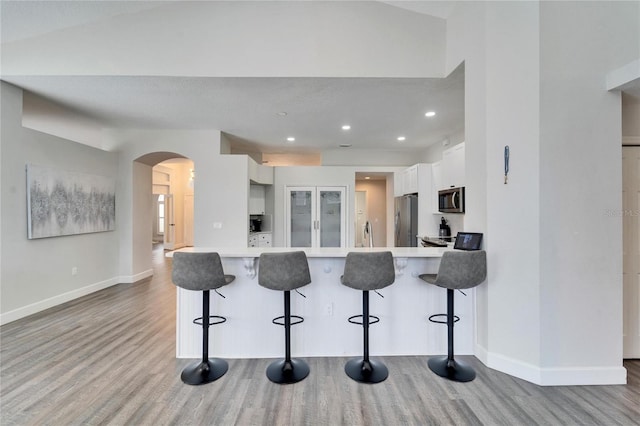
[
  {"xmin": 439, "ymin": 217, "xmax": 451, "ymax": 242},
  {"xmin": 250, "ymin": 218, "xmax": 262, "ymax": 232}
]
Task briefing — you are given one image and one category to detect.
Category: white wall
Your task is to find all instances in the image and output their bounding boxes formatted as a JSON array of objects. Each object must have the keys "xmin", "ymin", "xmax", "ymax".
[
  {"xmin": 113, "ymin": 129, "xmax": 250, "ymax": 278},
  {"xmin": 0, "ymin": 82, "xmax": 120, "ymax": 323},
  {"xmin": 322, "ymin": 148, "xmax": 426, "ymax": 167},
  {"xmin": 22, "ymin": 91, "xmax": 105, "ymax": 150},
  {"xmin": 446, "ymin": 0, "xmax": 637, "ymax": 385},
  {"xmin": 538, "ymin": 1, "xmax": 635, "ymax": 378}
]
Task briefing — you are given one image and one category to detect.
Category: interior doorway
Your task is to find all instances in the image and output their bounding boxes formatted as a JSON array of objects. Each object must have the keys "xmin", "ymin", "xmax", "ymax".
[
  {"xmin": 151, "ymin": 158, "xmax": 195, "ymax": 252},
  {"xmin": 354, "ymin": 173, "xmax": 390, "ymax": 247},
  {"xmin": 355, "ymin": 191, "xmax": 368, "ymax": 247}
]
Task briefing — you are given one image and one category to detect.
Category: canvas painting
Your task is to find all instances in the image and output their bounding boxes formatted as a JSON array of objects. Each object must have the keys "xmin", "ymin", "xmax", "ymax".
[{"xmin": 26, "ymin": 164, "xmax": 116, "ymax": 239}]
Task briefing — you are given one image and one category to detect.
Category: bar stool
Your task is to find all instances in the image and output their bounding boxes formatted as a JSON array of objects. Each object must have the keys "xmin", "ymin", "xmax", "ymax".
[
  {"xmin": 341, "ymin": 251, "xmax": 395, "ymax": 384},
  {"xmin": 419, "ymin": 250, "xmax": 486, "ymax": 382},
  {"xmin": 171, "ymin": 252, "xmax": 235, "ymax": 385},
  {"xmin": 258, "ymin": 251, "xmax": 311, "ymax": 384}
]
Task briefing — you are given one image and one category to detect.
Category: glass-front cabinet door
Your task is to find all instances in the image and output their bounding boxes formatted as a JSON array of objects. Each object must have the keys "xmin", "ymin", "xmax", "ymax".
[
  {"xmin": 286, "ymin": 186, "xmax": 346, "ymax": 248},
  {"xmin": 287, "ymin": 188, "xmax": 315, "ymax": 247},
  {"xmin": 318, "ymin": 187, "xmax": 344, "ymax": 247}
]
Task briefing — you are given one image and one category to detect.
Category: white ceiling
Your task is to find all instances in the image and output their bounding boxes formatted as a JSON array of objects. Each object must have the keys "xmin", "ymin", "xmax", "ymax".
[{"xmin": 0, "ymin": 1, "xmax": 464, "ymax": 155}]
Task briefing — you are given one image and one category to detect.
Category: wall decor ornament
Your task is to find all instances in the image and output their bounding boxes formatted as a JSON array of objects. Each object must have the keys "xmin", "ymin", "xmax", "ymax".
[{"xmin": 26, "ymin": 164, "xmax": 116, "ymax": 239}]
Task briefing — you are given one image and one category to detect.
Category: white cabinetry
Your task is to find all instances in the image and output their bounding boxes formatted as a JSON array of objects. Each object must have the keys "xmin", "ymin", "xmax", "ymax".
[
  {"xmin": 403, "ymin": 164, "xmax": 419, "ymax": 194},
  {"xmin": 441, "ymin": 142, "xmax": 465, "ymax": 189},
  {"xmin": 395, "ymin": 164, "xmax": 421, "ymax": 196},
  {"xmin": 258, "ymin": 233, "xmax": 272, "ymax": 247},
  {"xmin": 285, "ymin": 186, "xmax": 346, "ymax": 248},
  {"xmin": 431, "ymin": 161, "xmax": 442, "ymax": 213},
  {"xmin": 394, "ymin": 164, "xmax": 437, "ymax": 238},
  {"xmin": 248, "ymin": 232, "xmax": 272, "ymax": 247},
  {"xmin": 249, "ymin": 184, "xmax": 266, "ymax": 215}
]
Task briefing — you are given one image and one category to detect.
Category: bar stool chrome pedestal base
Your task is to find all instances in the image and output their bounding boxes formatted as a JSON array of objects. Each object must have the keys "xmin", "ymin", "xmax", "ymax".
[
  {"xmin": 181, "ymin": 359, "xmax": 229, "ymax": 385},
  {"xmin": 266, "ymin": 359, "xmax": 310, "ymax": 384},
  {"xmin": 345, "ymin": 358, "xmax": 388, "ymax": 384}
]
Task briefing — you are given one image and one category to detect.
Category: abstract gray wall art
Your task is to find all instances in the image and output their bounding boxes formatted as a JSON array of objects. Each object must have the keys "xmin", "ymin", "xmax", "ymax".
[{"xmin": 26, "ymin": 164, "xmax": 116, "ymax": 239}]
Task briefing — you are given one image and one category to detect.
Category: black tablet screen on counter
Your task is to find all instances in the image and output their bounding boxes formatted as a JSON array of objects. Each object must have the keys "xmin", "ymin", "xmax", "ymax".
[{"xmin": 454, "ymin": 232, "xmax": 483, "ymax": 251}]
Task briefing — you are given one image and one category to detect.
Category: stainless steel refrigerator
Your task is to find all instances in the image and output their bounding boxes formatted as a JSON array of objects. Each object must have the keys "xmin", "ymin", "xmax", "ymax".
[{"xmin": 394, "ymin": 194, "xmax": 418, "ymax": 247}]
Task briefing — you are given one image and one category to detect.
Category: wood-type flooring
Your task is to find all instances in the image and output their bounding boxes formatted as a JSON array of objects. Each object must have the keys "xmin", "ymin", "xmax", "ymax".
[{"xmin": 1, "ymin": 245, "xmax": 639, "ymax": 425}]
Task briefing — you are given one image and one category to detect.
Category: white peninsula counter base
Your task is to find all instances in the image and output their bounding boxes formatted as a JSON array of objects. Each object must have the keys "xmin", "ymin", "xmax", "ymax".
[{"xmin": 167, "ymin": 247, "xmax": 475, "ymax": 360}]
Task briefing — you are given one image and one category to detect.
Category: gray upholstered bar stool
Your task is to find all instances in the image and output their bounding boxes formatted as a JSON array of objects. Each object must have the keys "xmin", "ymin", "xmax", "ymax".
[
  {"xmin": 172, "ymin": 252, "xmax": 235, "ymax": 385},
  {"xmin": 341, "ymin": 251, "xmax": 395, "ymax": 384},
  {"xmin": 419, "ymin": 250, "xmax": 486, "ymax": 382},
  {"xmin": 258, "ymin": 251, "xmax": 311, "ymax": 384}
]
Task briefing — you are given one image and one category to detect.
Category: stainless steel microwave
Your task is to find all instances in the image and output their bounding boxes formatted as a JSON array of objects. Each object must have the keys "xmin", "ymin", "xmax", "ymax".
[{"xmin": 438, "ymin": 187, "xmax": 465, "ymax": 213}]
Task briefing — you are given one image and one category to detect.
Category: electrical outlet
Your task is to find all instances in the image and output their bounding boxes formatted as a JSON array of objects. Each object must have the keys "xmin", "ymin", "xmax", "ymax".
[
  {"xmin": 324, "ymin": 303, "xmax": 333, "ymax": 316},
  {"xmin": 213, "ymin": 222, "xmax": 223, "ymax": 229},
  {"xmin": 71, "ymin": 267, "xmax": 78, "ymax": 276}
]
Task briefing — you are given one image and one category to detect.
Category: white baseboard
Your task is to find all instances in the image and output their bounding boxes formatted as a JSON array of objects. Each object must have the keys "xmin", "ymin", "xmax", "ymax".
[
  {"xmin": 539, "ymin": 366, "xmax": 627, "ymax": 386},
  {"xmin": 118, "ymin": 269, "xmax": 153, "ymax": 284},
  {"xmin": 0, "ymin": 277, "xmax": 119, "ymax": 325},
  {"xmin": 475, "ymin": 343, "xmax": 627, "ymax": 386}
]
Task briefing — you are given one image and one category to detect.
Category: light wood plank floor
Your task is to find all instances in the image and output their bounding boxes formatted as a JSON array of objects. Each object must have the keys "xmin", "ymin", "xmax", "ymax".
[{"xmin": 1, "ymin": 245, "xmax": 639, "ymax": 425}]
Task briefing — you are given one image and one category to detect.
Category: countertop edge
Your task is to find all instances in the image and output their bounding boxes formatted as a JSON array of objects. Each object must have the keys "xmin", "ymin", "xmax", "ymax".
[{"xmin": 166, "ymin": 246, "xmax": 449, "ymax": 258}]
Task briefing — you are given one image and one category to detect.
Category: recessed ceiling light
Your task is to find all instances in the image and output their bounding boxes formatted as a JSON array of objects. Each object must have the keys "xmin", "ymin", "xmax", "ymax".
[
  {"xmin": 364, "ymin": 176, "xmax": 371, "ymax": 180},
  {"xmin": 286, "ymin": 137, "xmax": 295, "ymax": 142},
  {"xmin": 397, "ymin": 136, "xmax": 406, "ymax": 142},
  {"xmin": 425, "ymin": 111, "xmax": 436, "ymax": 117},
  {"xmin": 342, "ymin": 125, "xmax": 351, "ymax": 130},
  {"xmin": 277, "ymin": 111, "xmax": 288, "ymax": 116},
  {"xmin": 339, "ymin": 143, "xmax": 352, "ymax": 148}
]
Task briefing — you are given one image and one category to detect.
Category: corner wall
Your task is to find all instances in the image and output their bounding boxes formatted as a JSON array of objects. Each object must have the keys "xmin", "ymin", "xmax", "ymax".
[
  {"xmin": 0, "ymin": 82, "xmax": 119, "ymax": 323},
  {"xmin": 446, "ymin": 1, "xmax": 635, "ymax": 385},
  {"xmin": 538, "ymin": 1, "xmax": 635, "ymax": 383},
  {"xmin": 114, "ymin": 129, "xmax": 250, "ymax": 280}
]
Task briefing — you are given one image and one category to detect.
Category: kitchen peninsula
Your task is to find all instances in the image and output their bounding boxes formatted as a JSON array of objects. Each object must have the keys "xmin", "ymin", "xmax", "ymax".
[{"xmin": 167, "ymin": 247, "xmax": 475, "ymax": 360}]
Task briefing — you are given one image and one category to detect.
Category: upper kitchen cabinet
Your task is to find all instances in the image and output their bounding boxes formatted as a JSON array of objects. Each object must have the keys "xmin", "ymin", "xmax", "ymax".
[
  {"xmin": 393, "ymin": 164, "xmax": 436, "ymax": 237},
  {"xmin": 249, "ymin": 184, "xmax": 266, "ymax": 215},
  {"xmin": 402, "ymin": 164, "xmax": 419, "ymax": 195},
  {"xmin": 441, "ymin": 142, "xmax": 465, "ymax": 189},
  {"xmin": 395, "ymin": 164, "xmax": 426, "ymax": 196}
]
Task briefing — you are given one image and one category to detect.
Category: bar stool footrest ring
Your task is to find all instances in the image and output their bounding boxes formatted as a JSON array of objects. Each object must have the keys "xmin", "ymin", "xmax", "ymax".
[
  {"xmin": 193, "ymin": 315, "xmax": 227, "ymax": 326},
  {"xmin": 428, "ymin": 313, "xmax": 459, "ymax": 325},
  {"xmin": 272, "ymin": 315, "xmax": 304, "ymax": 327},
  {"xmin": 348, "ymin": 314, "xmax": 380, "ymax": 326}
]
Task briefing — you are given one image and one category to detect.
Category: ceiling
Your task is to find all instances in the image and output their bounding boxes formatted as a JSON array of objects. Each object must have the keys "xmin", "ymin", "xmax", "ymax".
[
  {"xmin": 0, "ymin": 1, "xmax": 464, "ymax": 156},
  {"xmin": 3, "ymin": 1, "xmax": 636, "ymax": 156},
  {"xmin": 10, "ymin": 72, "xmax": 465, "ymax": 154}
]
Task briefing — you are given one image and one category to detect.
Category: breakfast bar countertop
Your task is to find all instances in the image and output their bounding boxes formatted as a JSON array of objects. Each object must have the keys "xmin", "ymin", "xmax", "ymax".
[{"xmin": 166, "ymin": 246, "xmax": 450, "ymax": 258}]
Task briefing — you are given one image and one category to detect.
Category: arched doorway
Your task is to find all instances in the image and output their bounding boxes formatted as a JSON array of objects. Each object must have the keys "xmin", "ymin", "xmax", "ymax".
[{"xmin": 135, "ymin": 151, "xmax": 194, "ymax": 263}]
